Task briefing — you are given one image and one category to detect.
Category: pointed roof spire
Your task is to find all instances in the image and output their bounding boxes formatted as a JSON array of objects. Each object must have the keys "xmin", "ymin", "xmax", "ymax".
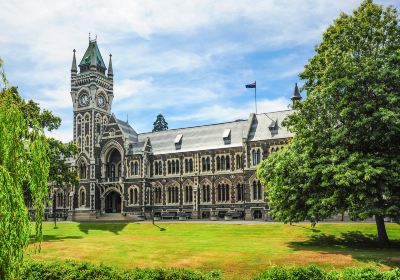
[
  {"xmin": 291, "ymin": 83, "xmax": 302, "ymax": 104},
  {"xmin": 71, "ymin": 49, "xmax": 77, "ymax": 72},
  {"xmin": 107, "ymin": 54, "xmax": 113, "ymax": 77}
]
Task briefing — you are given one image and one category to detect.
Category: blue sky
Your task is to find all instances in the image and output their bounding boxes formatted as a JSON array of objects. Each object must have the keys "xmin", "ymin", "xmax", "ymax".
[{"xmin": 0, "ymin": 0, "xmax": 398, "ymax": 142}]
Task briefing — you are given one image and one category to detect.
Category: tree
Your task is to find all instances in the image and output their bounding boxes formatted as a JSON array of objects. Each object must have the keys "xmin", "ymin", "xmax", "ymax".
[
  {"xmin": 257, "ymin": 0, "xmax": 400, "ymax": 247},
  {"xmin": 152, "ymin": 113, "xmax": 168, "ymax": 132},
  {"xmin": 0, "ymin": 86, "xmax": 50, "ymax": 278}
]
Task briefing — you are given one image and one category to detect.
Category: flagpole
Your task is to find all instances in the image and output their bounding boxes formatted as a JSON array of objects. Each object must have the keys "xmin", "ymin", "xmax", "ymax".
[{"xmin": 255, "ymin": 81, "xmax": 257, "ymax": 114}]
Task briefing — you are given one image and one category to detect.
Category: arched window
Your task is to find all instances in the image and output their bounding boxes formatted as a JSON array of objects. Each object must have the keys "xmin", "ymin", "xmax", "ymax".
[
  {"xmin": 226, "ymin": 155, "xmax": 230, "ymax": 170},
  {"xmin": 129, "ymin": 188, "xmax": 133, "ymax": 204},
  {"xmin": 252, "ymin": 180, "xmax": 263, "ymax": 201},
  {"xmin": 184, "ymin": 185, "xmax": 193, "ymax": 203},
  {"xmin": 216, "ymin": 156, "xmax": 221, "ymax": 171},
  {"xmin": 236, "ymin": 154, "xmax": 242, "ymax": 169},
  {"xmin": 185, "ymin": 159, "xmax": 189, "ymax": 173},
  {"xmin": 176, "ymin": 160, "xmax": 180, "ymax": 173},
  {"xmin": 206, "ymin": 157, "xmax": 211, "ymax": 171},
  {"xmin": 158, "ymin": 161, "xmax": 163, "ymax": 175},
  {"xmin": 257, "ymin": 181, "xmax": 263, "ymax": 200},
  {"xmin": 189, "ymin": 159, "xmax": 193, "ymax": 172},
  {"xmin": 154, "ymin": 187, "xmax": 162, "ymax": 204},
  {"xmin": 202, "ymin": 158, "xmax": 206, "ymax": 171},
  {"xmin": 80, "ymin": 163, "xmax": 87, "ymax": 179},
  {"xmin": 236, "ymin": 183, "xmax": 244, "ymax": 202},
  {"xmin": 168, "ymin": 161, "xmax": 171, "ymax": 174},
  {"xmin": 155, "ymin": 162, "xmax": 159, "ymax": 175},
  {"xmin": 171, "ymin": 160, "xmax": 176, "ymax": 174},
  {"xmin": 221, "ymin": 156, "xmax": 226, "ymax": 170},
  {"xmin": 202, "ymin": 184, "xmax": 211, "ymax": 203},
  {"xmin": 134, "ymin": 188, "xmax": 138, "ymax": 204},
  {"xmin": 80, "ymin": 188, "xmax": 86, "ymax": 207},
  {"xmin": 252, "ymin": 149, "xmax": 261, "ymax": 166},
  {"xmin": 56, "ymin": 191, "xmax": 63, "ymax": 208}
]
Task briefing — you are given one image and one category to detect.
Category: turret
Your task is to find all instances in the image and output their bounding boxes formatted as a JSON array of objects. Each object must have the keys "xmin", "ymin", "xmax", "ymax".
[
  {"xmin": 71, "ymin": 49, "xmax": 77, "ymax": 87},
  {"xmin": 291, "ymin": 83, "xmax": 302, "ymax": 105},
  {"xmin": 107, "ymin": 54, "xmax": 113, "ymax": 81}
]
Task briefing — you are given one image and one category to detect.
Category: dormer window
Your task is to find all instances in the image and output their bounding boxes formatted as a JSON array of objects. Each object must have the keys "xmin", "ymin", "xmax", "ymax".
[
  {"xmin": 269, "ymin": 119, "xmax": 278, "ymax": 134},
  {"xmin": 174, "ymin": 134, "xmax": 182, "ymax": 149},
  {"xmin": 223, "ymin": 129, "xmax": 231, "ymax": 144}
]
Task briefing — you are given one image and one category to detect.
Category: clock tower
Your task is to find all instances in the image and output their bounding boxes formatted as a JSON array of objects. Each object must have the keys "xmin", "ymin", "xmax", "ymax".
[{"xmin": 70, "ymin": 38, "xmax": 114, "ymax": 213}]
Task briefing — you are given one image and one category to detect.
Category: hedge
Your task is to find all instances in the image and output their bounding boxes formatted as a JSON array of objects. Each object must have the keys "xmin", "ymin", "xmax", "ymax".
[
  {"xmin": 254, "ymin": 265, "xmax": 400, "ymax": 280},
  {"xmin": 21, "ymin": 261, "xmax": 400, "ymax": 280}
]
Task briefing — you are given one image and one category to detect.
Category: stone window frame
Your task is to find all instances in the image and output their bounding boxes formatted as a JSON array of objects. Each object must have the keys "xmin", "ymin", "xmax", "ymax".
[
  {"xmin": 166, "ymin": 158, "xmax": 180, "ymax": 176},
  {"xmin": 166, "ymin": 182, "xmax": 180, "ymax": 205},
  {"xmin": 153, "ymin": 183, "xmax": 163, "ymax": 205},
  {"xmin": 250, "ymin": 179, "xmax": 264, "ymax": 202},
  {"xmin": 130, "ymin": 159, "xmax": 141, "ymax": 177},
  {"xmin": 78, "ymin": 186, "xmax": 86, "ymax": 208},
  {"xmin": 200, "ymin": 181, "xmax": 212, "ymax": 204},
  {"xmin": 183, "ymin": 181, "xmax": 194, "ymax": 205},
  {"xmin": 200, "ymin": 156, "xmax": 212, "ymax": 173},
  {"xmin": 234, "ymin": 152, "xmax": 243, "ymax": 170},
  {"xmin": 215, "ymin": 153, "xmax": 231, "ymax": 172},
  {"xmin": 153, "ymin": 160, "xmax": 164, "ymax": 176},
  {"xmin": 183, "ymin": 157, "xmax": 195, "ymax": 174},
  {"xmin": 128, "ymin": 185, "xmax": 140, "ymax": 206},
  {"xmin": 250, "ymin": 147, "xmax": 263, "ymax": 167}
]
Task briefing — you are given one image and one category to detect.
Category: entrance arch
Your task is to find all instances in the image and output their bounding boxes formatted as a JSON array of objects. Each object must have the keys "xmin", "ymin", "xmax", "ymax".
[{"xmin": 105, "ymin": 191, "xmax": 122, "ymax": 213}]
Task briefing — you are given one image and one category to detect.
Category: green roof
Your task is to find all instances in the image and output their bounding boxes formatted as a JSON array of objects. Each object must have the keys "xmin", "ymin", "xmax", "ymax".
[{"xmin": 79, "ymin": 40, "xmax": 106, "ymax": 69}]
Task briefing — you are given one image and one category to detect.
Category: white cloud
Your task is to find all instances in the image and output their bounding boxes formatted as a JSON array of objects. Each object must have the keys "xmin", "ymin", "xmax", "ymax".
[{"xmin": 169, "ymin": 97, "xmax": 289, "ymax": 123}]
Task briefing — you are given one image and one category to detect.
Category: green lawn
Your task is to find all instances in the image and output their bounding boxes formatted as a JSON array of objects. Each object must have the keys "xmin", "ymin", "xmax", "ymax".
[{"xmin": 28, "ymin": 222, "xmax": 400, "ymax": 280}]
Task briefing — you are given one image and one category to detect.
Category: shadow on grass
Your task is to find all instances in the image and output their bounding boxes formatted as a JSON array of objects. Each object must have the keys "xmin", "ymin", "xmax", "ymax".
[
  {"xmin": 30, "ymin": 235, "xmax": 83, "ymax": 244},
  {"xmin": 289, "ymin": 231, "xmax": 400, "ymax": 267},
  {"xmin": 78, "ymin": 223, "xmax": 129, "ymax": 235},
  {"xmin": 291, "ymin": 224, "xmax": 321, "ymax": 233},
  {"xmin": 152, "ymin": 223, "xmax": 166, "ymax": 231}
]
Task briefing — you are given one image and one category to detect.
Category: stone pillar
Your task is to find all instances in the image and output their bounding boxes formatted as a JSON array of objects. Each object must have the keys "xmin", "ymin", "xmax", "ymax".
[
  {"xmin": 90, "ymin": 182, "xmax": 95, "ymax": 210},
  {"xmin": 100, "ymin": 196, "xmax": 105, "ymax": 215}
]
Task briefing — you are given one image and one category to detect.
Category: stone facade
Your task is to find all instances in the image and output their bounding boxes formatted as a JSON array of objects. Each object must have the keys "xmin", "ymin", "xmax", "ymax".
[{"xmin": 57, "ymin": 39, "xmax": 296, "ymax": 221}]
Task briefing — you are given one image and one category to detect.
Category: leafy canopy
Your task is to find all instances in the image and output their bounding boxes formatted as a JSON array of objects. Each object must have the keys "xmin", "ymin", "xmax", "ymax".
[
  {"xmin": 152, "ymin": 113, "xmax": 168, "ymax": 132},
  {"xmin": 258, "ymin": 0, "xmax": 400, "ymax": 244}
]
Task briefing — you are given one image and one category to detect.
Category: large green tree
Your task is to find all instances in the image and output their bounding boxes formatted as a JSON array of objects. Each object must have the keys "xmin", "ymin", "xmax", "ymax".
[
  {"xmin": 152, "ymin": 113, "xmax": 168, "ymax": 132},
  {"xmin": 0, "ymin": 59, "xmax": 78, "ymax": 278},
  {"xmin": 258, "ymin": 0, "xmax": 400, "ymax": 246},
  {"xmin": 0, "ymin": 87, "xmax": 50, "ymax": 278}
]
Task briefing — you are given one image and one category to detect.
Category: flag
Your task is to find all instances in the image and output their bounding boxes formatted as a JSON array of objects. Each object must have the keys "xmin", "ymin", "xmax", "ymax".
[{"xmin": 245, "ymin": 81, "xmax": 256, "ymax": 88}]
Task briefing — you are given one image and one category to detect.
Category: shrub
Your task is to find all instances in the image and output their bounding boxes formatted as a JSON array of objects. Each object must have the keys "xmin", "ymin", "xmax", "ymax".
[
  {"xmin": 22, "ymin": 260, "xmax": 221, "ymax": 280},
  {"xmin": 253, "ymin": 266, "xmax": 400, "ymax": 280}
]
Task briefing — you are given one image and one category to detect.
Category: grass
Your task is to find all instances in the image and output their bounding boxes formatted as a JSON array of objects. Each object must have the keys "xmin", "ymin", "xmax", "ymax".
[{"xmin": 28, "ymin": 222, "xmax": 400, "ymax": 280}]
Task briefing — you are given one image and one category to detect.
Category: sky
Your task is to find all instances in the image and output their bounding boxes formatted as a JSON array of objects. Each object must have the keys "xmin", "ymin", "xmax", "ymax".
[{"xmin": 0, "ymin": 0, "xmax": 398, "ymax": 142}]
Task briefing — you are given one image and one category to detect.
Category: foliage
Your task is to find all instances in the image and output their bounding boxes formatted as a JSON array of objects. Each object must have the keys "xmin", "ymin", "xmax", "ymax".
[
  {"xmin": 22, "ymin": 260, "xmax": 221, "ymax": 280},
  {"xmin": 257, "ymin": 0, "xmax": 400, "ymax": 246},
  {"xmin": 48, "ymin": 138, "xmax": 78, "ymax": 189},
  {"xmin": 153, "ymin": 113, "xmax": 168, "ymax": 132},
  {"xmin": 0, "ymin": 58, "xmax": 7, "ymax": 88},
  {"xmin": 0, "ymin": 87, "xmax": 50, "ymax": 279},
  {"xmin": 253, "ymin": 265, "xmax": 400, "ymax": 280}
]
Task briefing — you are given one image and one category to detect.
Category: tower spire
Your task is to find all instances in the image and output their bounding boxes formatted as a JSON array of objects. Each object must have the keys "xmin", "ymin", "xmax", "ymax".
[
  {"xmin": 71, "ymin": 49, "xmax": 77, "ymax": 72},
  {"xmin": 107, "ymin": 54, "xmax": 113, "ymax": 77},
  {"xmin": 291, "ymin": 83, "xmax": 302, "ymax": 105},
  {"xmin": 90, "ymin": 46, "xmax": 97, "ymax": 71}
]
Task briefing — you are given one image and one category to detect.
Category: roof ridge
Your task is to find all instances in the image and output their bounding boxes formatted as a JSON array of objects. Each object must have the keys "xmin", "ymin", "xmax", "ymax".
[{"xmin": 139, "ymin": 118, "xmax": 248, "ymax": 135}]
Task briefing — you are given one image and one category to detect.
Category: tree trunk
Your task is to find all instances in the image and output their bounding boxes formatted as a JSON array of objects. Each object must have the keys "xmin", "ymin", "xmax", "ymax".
[{"xmin": 375, "ymin": 215, "xmax": 390, "ymax": 247}]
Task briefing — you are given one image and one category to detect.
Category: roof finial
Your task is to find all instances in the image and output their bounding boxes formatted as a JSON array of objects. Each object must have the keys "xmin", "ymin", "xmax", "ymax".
[
  {"xmin": 89, "ymin": 32, "xmax": 91, "ymax": 42},
  {"xmin": 291, "ymin": 82, "xmax": 302, "ymax": 105},
  {"xmin": 71, "ymin": 49, "xmax": 77, "ymax": 72},
  {"xmin": 107, "ymin": 53, "xmax": 113, "ymax": 77},
  {"xmin": 126, "ymin": 113, "xmax": 129, "ymax": 123}
]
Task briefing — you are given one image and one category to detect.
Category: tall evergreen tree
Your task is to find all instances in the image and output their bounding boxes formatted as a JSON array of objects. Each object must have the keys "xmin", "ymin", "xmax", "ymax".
[
  {"xmin": 258, "ymin": 0, "xmax": 400, "ymax": 246},
  {"xmin": 152, "ymin": 113, "xmax": 168, "ymax": 132}
]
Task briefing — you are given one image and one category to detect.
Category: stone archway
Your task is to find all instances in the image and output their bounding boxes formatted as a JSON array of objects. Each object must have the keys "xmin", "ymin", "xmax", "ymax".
[{"xmin": 105, "ymin": 191, "xmax": 122, "ymax": 213}]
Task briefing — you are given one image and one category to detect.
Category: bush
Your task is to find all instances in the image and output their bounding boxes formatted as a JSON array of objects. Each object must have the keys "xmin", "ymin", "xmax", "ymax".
[
  {"xmin": 253, "ymin": 266, "xmax": 400, "ymax": 280},
  {"xmin": 22, "ymin": 260, "xmax": 221, "ymax": 280}
]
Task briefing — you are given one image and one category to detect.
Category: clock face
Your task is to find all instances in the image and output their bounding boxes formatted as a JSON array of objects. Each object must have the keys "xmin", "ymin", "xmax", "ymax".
[
  {"xmin": 79, "ymin": 94, "xmax": 89, "ymax": 106},
  {"xmin": 97, "ymin": 95, "xmax": 105, "ymax": 108}
]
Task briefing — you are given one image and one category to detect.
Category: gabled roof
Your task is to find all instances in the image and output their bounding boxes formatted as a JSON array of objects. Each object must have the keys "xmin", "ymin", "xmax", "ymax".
[
  {"xmin": 115, "ymin": 117, "xmax": 138, "ymax": 143},
  {"xmin": 79, "ymin": 40, "xmax": 106, "ymax": 70},
  {"xmin": 247, "ymin": 110, "xmax": 293, "ymax": 141}
]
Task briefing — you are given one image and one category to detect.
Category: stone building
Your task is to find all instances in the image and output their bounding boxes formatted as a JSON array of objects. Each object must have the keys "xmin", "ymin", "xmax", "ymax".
[{"xmin": 56, "ymin": 39, "xmax": 301, "ymax": 221}]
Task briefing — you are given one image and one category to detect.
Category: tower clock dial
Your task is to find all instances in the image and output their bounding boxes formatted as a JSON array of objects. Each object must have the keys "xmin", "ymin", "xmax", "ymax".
[
  {"xmin": 79, "ymin": 93, "xmax": 90, "ymax": 106},
  {"xmin": 97, "ymin": 95, "xmax": 105, "ymax": 108}
]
